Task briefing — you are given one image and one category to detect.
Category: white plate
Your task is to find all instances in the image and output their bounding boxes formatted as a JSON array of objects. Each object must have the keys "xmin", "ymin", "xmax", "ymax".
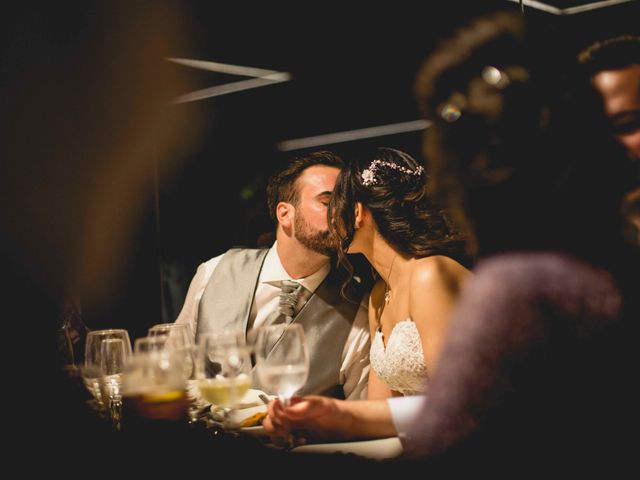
[
  {"xmin": 240, "ymin": 425, "xmax": 268, "ymax": 435},
  {"xmin": 231, "ymin": 404, "xmax": 265, "ymax": 425},
  {"xmin": 228, "ymin": 389, "xmax": 272, "ymax": 429},
  {"xmin": 239, "ymin": 388, "xmax": 273, "ymax": 405}
]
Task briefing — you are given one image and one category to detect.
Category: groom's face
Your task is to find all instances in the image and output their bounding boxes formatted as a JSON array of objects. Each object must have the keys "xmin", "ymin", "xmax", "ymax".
[{"xmin": 292, "ymin": 165, "xmax": 340, "ymax": 256}]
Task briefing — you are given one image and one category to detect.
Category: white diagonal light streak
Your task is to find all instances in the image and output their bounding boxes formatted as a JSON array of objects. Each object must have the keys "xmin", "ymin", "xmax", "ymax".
[
  {"xmin": 563, "ymin": 0, "xmax": 636, "ymax": 14},
  {"xmin": 277, "ymin": 119, "xmax": 430, "ymax": 151},
  {"xmin": 171, "ymin": 74, "xmax": 291, "ymax": 104},
  {"xmin": 505, "ymin": 0, "xmax": 635, "ymax": 15},
  {"xmin": 166, "ymin": 58, "xmax": 284, "ymax": 77},
  {"xmin": 166, "ymin": 58, "xmax": 291, "ymax": 103}
]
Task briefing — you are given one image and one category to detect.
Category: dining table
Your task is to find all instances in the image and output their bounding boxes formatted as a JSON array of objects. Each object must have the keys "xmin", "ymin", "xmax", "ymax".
[{"xmin": 225, "ymin": 389, "xmax": 404, "ymax": 460}]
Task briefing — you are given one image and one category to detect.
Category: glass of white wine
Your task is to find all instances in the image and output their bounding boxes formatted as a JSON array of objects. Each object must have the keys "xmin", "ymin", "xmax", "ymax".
[
  {"xmin": 195, "ymin": 331, "xmax": 251, "ymax": 429},
  {"xmin": 254, "ymin": 323, "xmax": 309, "ymax": 407}
]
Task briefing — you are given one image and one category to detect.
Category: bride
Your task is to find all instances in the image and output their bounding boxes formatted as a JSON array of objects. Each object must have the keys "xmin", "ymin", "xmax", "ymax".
[{"xmin": 328, "ymin": 147, "xmax": 471, "ymax": 399}]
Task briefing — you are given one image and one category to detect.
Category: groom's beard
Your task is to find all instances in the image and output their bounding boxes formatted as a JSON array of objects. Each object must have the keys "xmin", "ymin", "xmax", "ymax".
[{"xmin": 294, "ymin": 212, "xmax": 336, "ymax": 257}]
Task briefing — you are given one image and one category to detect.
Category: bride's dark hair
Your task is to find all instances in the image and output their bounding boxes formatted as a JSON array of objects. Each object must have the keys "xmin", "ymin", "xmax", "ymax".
[{"xmin": 328, "ymin": 147, "xmax": 466, "ymax": 290}]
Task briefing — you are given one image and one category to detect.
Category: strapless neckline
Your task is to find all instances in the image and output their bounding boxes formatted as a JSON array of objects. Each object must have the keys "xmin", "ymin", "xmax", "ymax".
[{"xmin": 370, "ymin": 318, "xmax": 428, "ymax": 396}]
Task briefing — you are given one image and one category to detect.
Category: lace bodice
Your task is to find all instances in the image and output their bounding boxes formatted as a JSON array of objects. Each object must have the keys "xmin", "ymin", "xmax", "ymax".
[{"xmin": 370, "ymin": 319, "xmax": 428, "ymax": 395}]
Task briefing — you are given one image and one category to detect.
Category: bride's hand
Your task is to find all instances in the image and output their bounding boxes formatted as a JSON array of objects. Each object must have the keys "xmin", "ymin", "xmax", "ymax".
[
  {"xmin": 263, "ymin": 397, "xmax": 293, "ymax": 446},
  {"xmin": 263, "ymin": 395, "xmax": 346, "ymax": 444}
]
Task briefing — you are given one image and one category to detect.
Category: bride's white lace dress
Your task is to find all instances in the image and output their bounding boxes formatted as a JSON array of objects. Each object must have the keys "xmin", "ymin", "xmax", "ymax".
[{"xmin": 369, "ymin": 319, "xmax": 428, "ymax": 395}]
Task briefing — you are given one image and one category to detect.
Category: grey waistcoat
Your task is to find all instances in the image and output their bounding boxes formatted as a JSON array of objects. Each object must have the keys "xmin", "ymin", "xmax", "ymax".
[{"xmin": 196, "ymin": 248, "xmax": 364, "ymax": 399}]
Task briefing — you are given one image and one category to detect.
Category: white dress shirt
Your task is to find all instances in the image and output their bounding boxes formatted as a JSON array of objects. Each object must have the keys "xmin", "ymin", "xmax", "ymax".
[{"xmin": 175, "ymin": 242, "xmax": 371, "ymax": 400}]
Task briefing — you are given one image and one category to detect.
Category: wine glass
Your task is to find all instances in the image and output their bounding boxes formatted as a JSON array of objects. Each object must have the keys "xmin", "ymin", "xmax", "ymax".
[
  {"xmin": 134, "ymin": 335, "xmax": 168, "ymax": 354},
  {"xmin": 148, "ymin": 323, "xmax": 193, "ymax": 348},
  {"xmin": 82, "ymin": 329, "xmax": 132, "ymax": 409},
  {"xmin": 100, "ymin": 338, "xmax": 127, "ymax": 396},
  {"xmin": 121, "ymin": 348, "xmax": 189, "ymax": 423},
  {"xmin": 148, "ymin": 323, "xmax": 195, "ymax": 379},
  {"xmin": 195, "ymin": 331, "xmax": 251, "ymax": 429},
  {"xmin": 99, "ymin": 337, "xmax": 128, "ymax": 427},
  {"xmin": 254, "ymin": 323, "xmax": 309, "ymax": 407}
]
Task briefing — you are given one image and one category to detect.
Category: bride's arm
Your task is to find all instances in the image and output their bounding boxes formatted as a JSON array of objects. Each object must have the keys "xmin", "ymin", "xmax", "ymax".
[{"xmin": 410, "ymin": 256, "xmax": 471, "ymax": 374}]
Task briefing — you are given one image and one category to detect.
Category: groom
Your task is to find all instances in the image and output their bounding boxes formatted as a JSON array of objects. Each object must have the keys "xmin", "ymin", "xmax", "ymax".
[{"xmin": 175, "ymin": 151, "xmax": 370, "ymax": 400}]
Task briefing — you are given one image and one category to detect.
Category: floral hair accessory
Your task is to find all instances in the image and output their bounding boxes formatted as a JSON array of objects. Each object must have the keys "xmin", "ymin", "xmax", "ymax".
[{"xmin": 361, "ymin": 159, "xmax": 425, "ymax": 186}]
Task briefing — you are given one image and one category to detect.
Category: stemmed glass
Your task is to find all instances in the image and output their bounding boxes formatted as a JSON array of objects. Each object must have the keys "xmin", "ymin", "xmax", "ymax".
[
  {"xmin": 148, "ymin": 323, "xmax": 194, "ymax": 379},
  {"xmin": 148, "ymin": 322, "xmax": 193, "ymax": 346},
  {"xmin": 134, "ymin": 335, "xmax": 174, "ymax": 356},
  {"xmin": 254, "ymin": 323, "xmax": 309, "ymax": 407},
  {"xmin": 82, "ymin": 329, "xmax": 132, "ymax": 428},
  {"xmin": 99, "ymin": 338, "xmax": 128, "ymax": 426},
  {"xmin": 195, "ymin": 331, "xmax": 251, "ymax": 429},
  {"xmin": 82, "ymin": 329, "xmax": 131, "ymax": 409}
]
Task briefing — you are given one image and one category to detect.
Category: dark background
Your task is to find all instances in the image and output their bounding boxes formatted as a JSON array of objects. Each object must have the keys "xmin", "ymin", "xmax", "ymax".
[{"xmin": 82, "ymin": 0, "xmax": 640, "ymax": 339}]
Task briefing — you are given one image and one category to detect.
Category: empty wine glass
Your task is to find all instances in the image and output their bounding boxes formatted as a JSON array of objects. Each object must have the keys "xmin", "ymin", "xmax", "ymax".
[
  {"xmin": 254, "ymin": 323, "xmax": 309, "ymax": 407},
  {"xmin": 99, "ymin": 337, "xmax": 128, "ymax": 427},
  {"xmin": 195, "ymin": 331, "xmax": 251, "ymax": 429},
  {"xmin": 100, "ymin": 338, "xmax": 127, "ymax": 395},
  {"xmin": 148, "ymin": 323, "xmax": 193, "ymax": 348},
  {"xmin": 148, "ymin": 323, "xmax": 194, "ymax": 379},
  {"xmin": 134, "ymin": 335, "xmax": 168, "ymax": 354},
  {"xmin": 82, "ymin": 329, "xmax": 132, "ymax": 410}
]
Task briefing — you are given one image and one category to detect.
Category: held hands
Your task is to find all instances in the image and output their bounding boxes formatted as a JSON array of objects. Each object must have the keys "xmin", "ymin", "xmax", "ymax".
[{"xmin": 263, "ymin": 395, "xmax": 350, "ymax": 446}]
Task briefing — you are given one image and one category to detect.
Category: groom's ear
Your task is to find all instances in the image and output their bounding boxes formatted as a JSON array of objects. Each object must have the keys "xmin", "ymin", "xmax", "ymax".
[{"xmin": 277, "ymin": 201, "xmax": 294, "ymax": 229}]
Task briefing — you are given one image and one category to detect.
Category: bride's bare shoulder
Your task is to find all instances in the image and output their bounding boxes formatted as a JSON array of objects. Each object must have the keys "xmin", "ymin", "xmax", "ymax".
[{"xmin": 411, "ymin": 255, "xmax": 471, "ymax": 290}]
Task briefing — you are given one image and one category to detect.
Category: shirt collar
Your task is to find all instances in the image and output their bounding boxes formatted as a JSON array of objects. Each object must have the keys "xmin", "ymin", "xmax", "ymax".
[{"xmin": 260, "ymin": 241, "xmax": 330, "ymax": 293}]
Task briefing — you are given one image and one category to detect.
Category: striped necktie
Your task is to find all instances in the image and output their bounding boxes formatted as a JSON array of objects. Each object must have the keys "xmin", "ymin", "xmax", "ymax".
[{"xmin": 268, "ymin": 279, "xmax": 304, "ymax": 325}]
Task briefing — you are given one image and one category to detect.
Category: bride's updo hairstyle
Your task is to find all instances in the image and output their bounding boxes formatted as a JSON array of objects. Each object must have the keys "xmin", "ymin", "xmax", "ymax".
[{"xmin": 328, "ymin": 147, "xmax": 466, "ymax": 286}]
